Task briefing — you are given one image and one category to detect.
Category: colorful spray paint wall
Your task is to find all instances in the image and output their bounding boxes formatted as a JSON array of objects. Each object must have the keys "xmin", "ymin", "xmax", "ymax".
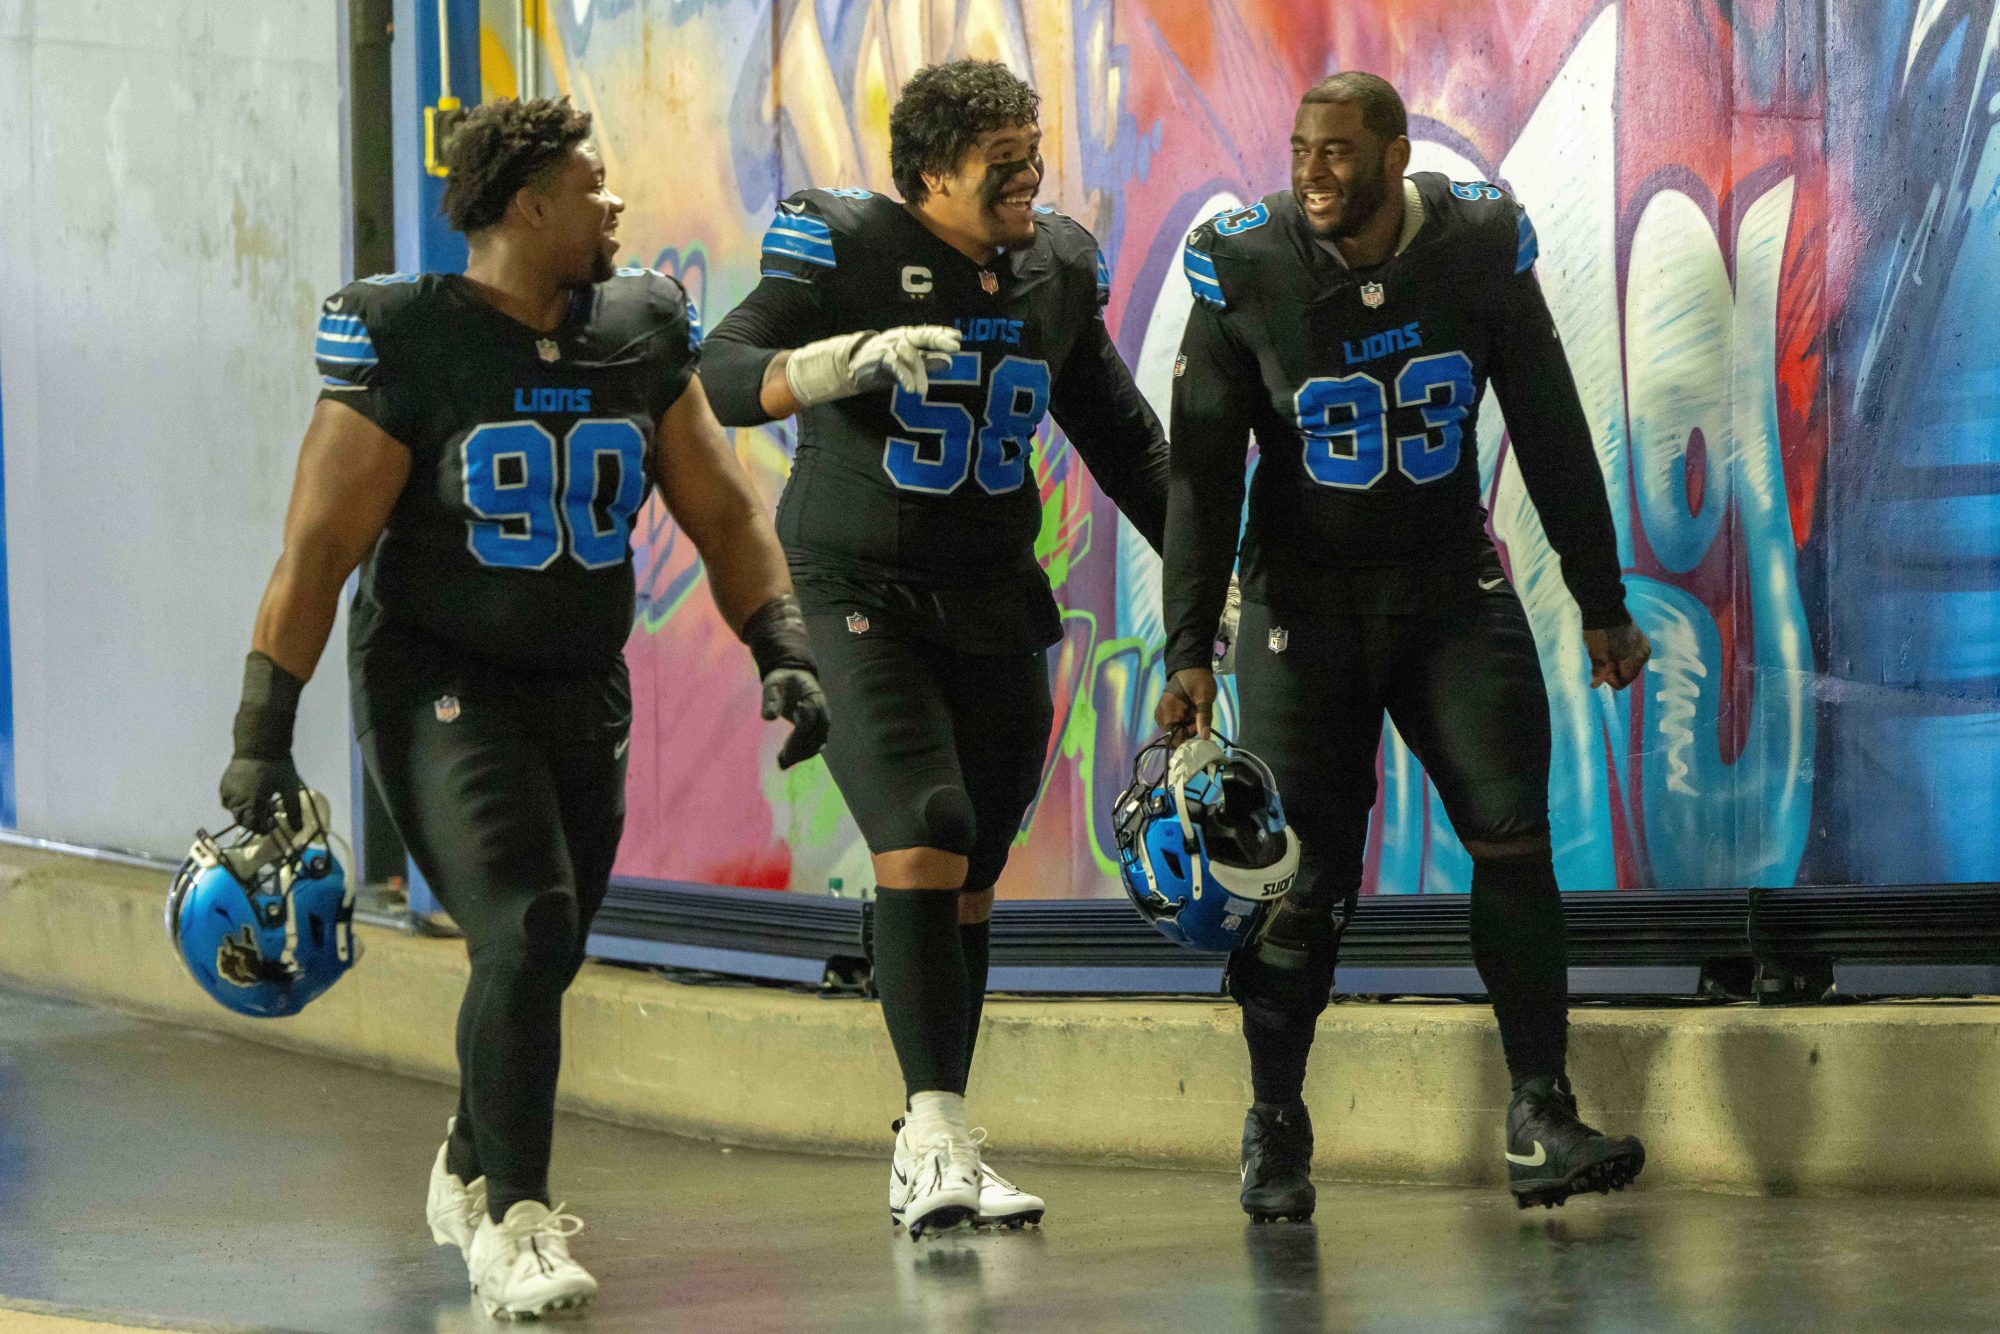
[{"xmin": 490, "ymin": 0, "xmax": 1996, "ymax": 900}]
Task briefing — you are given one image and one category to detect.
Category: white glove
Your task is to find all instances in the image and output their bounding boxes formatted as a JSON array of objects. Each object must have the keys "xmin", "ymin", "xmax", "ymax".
[
  {"xmin": 784, "ymin": 325, "xmax": 962, "ymax": 406},
  {"xmin": 1213, "ymin": 573, "xmax": 1243, "ymax": 675}
]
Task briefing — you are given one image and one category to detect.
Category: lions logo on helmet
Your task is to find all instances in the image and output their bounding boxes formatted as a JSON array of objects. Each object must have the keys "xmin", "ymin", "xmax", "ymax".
[
  {"xmin": 165, "ymin": 790, "xmax": 360, "ymax": 1018},
  {"xmin": 1113, "ymin": 735, "xmax": 1302, "ymax": 954}
]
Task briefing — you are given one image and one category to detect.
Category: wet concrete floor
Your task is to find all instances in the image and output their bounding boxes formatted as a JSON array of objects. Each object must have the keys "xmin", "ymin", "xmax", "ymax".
[{"xmin": 3, "ymin": 986, "xmax": 1999, "ymax": 1332}]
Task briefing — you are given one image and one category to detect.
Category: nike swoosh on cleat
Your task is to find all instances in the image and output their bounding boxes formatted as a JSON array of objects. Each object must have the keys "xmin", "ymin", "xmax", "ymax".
[
  {"xmin": 1479, "ymin": 577, "xmax": 1507, "ymax": 592},
  {"xmin": 1506, "ymin": 1141, "xmax": 1548, "ymax": 1167}
]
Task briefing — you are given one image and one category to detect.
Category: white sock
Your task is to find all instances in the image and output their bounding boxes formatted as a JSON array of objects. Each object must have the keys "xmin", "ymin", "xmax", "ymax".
[{"xmin": 906, "ymin": 1090, "xmax": 968, "ymax": 1141}]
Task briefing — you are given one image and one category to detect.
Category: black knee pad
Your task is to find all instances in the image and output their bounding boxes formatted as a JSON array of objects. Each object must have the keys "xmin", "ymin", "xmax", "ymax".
[
  {"xmin": 480, "ymin": 890, "xmax": 583, "ymax": 994},
  {"xmin": 1228, "ymin": 916, "xmax": 1339, "ymax": 1033},
  {"xmin": 915, "ymin": 784, "xmax": 977, "ymax": 856},
  {"xmin": 1456, "ymin": 817, "xmax": 1552, "ymax": 859}
]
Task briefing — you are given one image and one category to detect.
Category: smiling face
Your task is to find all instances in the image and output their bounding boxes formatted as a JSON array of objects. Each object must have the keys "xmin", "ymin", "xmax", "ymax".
[
  {"xmin": 924, "ymin": 121, "xmax": 1044, "ymax": 253},
  {"xmin": 1290, "ymin": 100, "xmax": 1405, "ymax": 240},
  {"xmin": 528, "ymin": 142, "xmax": 625, "ymax": 287}
]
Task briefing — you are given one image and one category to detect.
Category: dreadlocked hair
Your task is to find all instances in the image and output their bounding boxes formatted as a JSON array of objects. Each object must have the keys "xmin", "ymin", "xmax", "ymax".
[
  {"xmin": 440, "ymin": 97, "xmax": 594, "ymax": 234},
  {"xmin": 889, "ymin": 61, "xmax": 1040, "ymax": 203}
]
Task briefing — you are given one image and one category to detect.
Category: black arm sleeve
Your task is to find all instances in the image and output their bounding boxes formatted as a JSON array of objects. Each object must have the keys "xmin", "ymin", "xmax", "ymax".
[
  {"xmin": 1487, "ymin": 268, "xmax": 1629, "ymax": 628},
  {"xmin": 701, "ymin": 276, "xmax": 830, "ymax": 427},
  {"xmin": 1048, "ymin": 317, "xmax": 1170, "ymax": 553},
  {"xmin": 1162, "ymin": 301, "xmax": 1257, "ymax": 677}
]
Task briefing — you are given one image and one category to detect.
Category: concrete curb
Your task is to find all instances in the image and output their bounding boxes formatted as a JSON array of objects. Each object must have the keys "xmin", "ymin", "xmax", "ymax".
[{"xmin": 2, "ymin": 845, "xmax": 1995, "ymax": 1195}]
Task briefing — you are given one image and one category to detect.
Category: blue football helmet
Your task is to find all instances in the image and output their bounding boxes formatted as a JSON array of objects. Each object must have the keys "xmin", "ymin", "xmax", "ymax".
[
  {"xmin": 166, "ymin": 790, "xmax": 358, "ymax": 1018},
  {"xmin": 1114, "ymin": 734, "xmax": 1302, "ymax": 953}
]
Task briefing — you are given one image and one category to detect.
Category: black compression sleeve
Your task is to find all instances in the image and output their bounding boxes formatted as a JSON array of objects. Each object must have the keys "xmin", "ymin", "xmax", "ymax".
[
  {"xmin": 1048, "ymin": 318, "xmax": 1170, "ymax": 553},
  {"xmin": 1162, "ymin": 302, "xmax": 1255, "ymax": 677},
  {"xmin": 1488, "ymin": 269, "xmax": 1629, "ymax": 627},
  {"xmin": 702, "ymin": 277, "xmax": 829, "ymax": 427}
]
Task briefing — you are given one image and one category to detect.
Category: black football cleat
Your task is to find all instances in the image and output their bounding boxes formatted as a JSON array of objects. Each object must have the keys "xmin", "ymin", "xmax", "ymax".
[
  {"xmin": 1240, "ymin": 1101, "xmax": 1316, "ymax": 1222},
  {"xmin": 1506, "ymin": 1075, "xmax": 1646, "ymax": 1209}
]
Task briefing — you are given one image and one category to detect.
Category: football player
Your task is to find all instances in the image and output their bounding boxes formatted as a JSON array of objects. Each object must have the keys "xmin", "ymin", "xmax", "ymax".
[
  {"xmin": 1155, "ymin": 73, "xmax": 1651, "ymax": 1218},
  {"xmin": 703, "ymin": 60, "xmax": 1169, "ymax": 1236},
  {"xmin": 217, "ymin": 98, "xmax": 827, "ymax": 1315}
]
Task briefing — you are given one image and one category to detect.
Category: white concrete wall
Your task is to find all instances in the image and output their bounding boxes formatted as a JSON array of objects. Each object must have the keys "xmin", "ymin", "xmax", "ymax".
[{"xmin": 0, "ymin": 0, "xmax": 351, "ymax": 857}]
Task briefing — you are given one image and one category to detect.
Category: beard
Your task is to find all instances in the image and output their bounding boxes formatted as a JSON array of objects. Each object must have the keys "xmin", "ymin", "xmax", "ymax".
[{"xmin": 1329, "ymin": 161, "xmax": 1390, "ymax": 238}]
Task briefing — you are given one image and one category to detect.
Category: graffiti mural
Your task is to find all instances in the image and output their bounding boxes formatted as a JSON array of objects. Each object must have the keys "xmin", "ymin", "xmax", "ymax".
[{"xmin": 485, "ymin": 0, "xmax": 1997, "ymax": 898}]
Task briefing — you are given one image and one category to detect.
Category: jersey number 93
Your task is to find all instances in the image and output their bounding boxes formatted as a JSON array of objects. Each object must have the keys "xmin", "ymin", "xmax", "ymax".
[{"xmin": 1292, "ymin": 351, "xmax": 1475, "ymax": 490}]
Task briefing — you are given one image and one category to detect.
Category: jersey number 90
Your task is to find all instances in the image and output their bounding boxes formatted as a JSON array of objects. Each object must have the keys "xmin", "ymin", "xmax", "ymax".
[
  {"xmin": 1292, "ymin": 351, "xmax": 1476, "ymax": 490},
  {"xmin": 460, "ymin": 419, "xmax": 648, "ymax": 570},
  {"xmin": 884, "ymin": 354, "xmax": 1051, "ymax": 495}
]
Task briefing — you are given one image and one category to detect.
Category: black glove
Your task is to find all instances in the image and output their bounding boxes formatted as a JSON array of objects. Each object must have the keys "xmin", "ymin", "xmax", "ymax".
[
  {"xmin": 219, "ymin": 651, "xmax": 307, "ymax": 831},
  {"xmin": 762, "ymin": 668, "xmax": 829, "ymax": 769},
  {"xmin": 742, "ymin": 594, "xmax": 830, "ymax": 770}
]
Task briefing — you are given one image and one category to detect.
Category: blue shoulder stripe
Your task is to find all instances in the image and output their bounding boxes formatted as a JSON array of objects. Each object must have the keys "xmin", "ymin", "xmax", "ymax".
[
  {"xmin": 1515, "ymin": 210, "xmax": 1539, "ymax": 274},
  {"xmin": 1093, "ymin": 248, "xmax": 1112, "ymax": 303},
  {"xmin": 315, "ymin": 310, "xmax": 377, "ymax": 366},
  {"xmin": 1182, "ymin": 244, "xmax": 1225, "ymax": 309},
  {"xmin": 685, "ymin": 299, "xmax": 703, "ymax": 352},
  {"xmin": 761, "ymin": 209, "xmax": 837, "ymax": 268}
]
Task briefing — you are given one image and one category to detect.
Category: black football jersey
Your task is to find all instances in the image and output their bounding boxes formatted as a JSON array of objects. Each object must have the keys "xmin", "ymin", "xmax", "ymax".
[
  {"xmin": 703, "ymin": 188, "xmax": 1166, "ymax": 651},
  {"xmin": 1162, "ymin": 174, "xmax": 1625, "ymax": 675},
  {"xmin": 314, "ymin": 268, "xmax": 699, "ymax": 720}
]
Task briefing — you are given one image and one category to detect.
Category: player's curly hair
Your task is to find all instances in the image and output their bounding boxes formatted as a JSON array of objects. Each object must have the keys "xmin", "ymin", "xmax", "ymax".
[
  {"xmin": 889, "ymin": 61, "xmax": 1040, "ymax": 203},
  {"xmin": 440, "ymin": 97, "xmax": 595, "ymax": 233},
  {"xmin": 1302, "ymin": 72, "xmax": 1408, "ymax": 143}
]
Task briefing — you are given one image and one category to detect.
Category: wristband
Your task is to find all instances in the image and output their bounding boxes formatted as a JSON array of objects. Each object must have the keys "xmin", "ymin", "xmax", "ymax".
[
  {"xmin": 231, "ymin": 651, "xmax": 304, "ymax": 760},
  {"xmin": 741, "ymin": 594, "xmax": 817, "ymax": 678}
]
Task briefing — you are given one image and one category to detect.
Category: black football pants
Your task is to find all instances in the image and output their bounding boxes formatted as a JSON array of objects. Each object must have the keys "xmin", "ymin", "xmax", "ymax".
[
  {"xmin": 360, "ymin": 676, "xmax": 627, "ymax": 1219},
  {"xmin": 1228, "ymin": 585, "xmax": 1561, "ymax": 1053},
  {"xmin": 803, "ymin": 613, "xmax": 1053, "ymax": 893}
]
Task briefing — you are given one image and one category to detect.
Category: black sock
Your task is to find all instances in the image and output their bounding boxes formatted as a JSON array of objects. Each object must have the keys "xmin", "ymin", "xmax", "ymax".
[
  {"xmin": 1244, "ymin": 1015, "xmax": 1316, "ymax": 1106},
  {"xmin": 1470, "ymin": 851, "xmax": 1569, "ymax": 1084},
  {"xmin": 446, "ymin": 1101, "xmax": 481, "ymax": 1182},
  {"xmin": 959, "ymin": 917, "xmax": 991, "ymax": 1077},
  {"xmin": 872, "ymin": 888, "xmax": 970, "ymax": 1098}
]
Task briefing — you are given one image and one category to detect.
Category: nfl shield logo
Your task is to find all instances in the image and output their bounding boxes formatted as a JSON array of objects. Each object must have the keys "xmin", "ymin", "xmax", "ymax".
[
  {"xmin": 979, "ymin": 270, "xmax": 999, "ymax": 295},
  {"xmin": 1361, "ymin": 282, "xmax": 1386, "ymax": 309},
  {"xmin": 536, "ymin": 338, "xmax": 561, "ymax": 363},
  {"xmin": 434, "ymin": 694, "xmax": 461, "ymax": 723},
  {"xmin": 1173, "ymin": 353, "xmax": 1188, "ymax": 378},
  {"xmin": 846, "ymin": 611, "xmax": 870, "ymax": 635},
  {"xmin": 1268, "ymin": 627, "xmax": 1289, "ymax": 654}
]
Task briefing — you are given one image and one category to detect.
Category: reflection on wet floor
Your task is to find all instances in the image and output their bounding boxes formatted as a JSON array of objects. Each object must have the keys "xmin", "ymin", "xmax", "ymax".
[{"xmin": 4, "ymin": 987, "xmax": 1999, "ymax": 1333}]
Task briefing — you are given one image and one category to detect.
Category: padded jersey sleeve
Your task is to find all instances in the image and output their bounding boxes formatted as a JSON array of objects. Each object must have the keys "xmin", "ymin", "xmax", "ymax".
[
  {"xmin": 702, "ymin": 194, "xmax": 842, "ymax": 426},
  {"xmin": 313, "ymin": 276, "xmax": 424, "ymax": 445},
  {"xmin": 630, "ymin": 268, "xmax": 702, "ymax": 421},
  {"xmin": 1162, "ymin": 234, "xmax": 1260, "ymax": 678},
  {"xmin": 1045, "ymin": 218, "xmax": 1168, "ymax": 553},
  {"xmin": 1485, "ymin": 205, "xmax": 1629, "ymax": 628}
]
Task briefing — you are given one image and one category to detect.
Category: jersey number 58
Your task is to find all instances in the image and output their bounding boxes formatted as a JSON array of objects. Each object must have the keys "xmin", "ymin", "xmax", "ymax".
[{"xmin": 884, "ymin": 353, "xmax": 1052, "ymax": 495}]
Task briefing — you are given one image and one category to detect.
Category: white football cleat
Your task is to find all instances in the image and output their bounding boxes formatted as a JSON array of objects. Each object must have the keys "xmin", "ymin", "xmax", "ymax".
[
  {"xmin": 889, "ymin": 1118, "xmax": 980, "ymax": 1240},
  {"xmin": 467, "ymin": 1200, "xmax": 598, "ymax": 1320},
  {"xmin": 969, "ymin": 1128, "xmax": 1045, "ymax": 1228},
  {"xmin": 426, "ymin": 1118, "xmax": 486, "ymax": 1261}
]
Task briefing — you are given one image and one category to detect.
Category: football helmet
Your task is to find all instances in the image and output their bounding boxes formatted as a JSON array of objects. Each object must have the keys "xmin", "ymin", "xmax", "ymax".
[
  {"xmin": 1113, "ymin": 734, "xmax": 1301, "ymax": 953},
  {"xmin": 166, "ymin": 789, "xmax": 358, "ymax": 1017}
]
